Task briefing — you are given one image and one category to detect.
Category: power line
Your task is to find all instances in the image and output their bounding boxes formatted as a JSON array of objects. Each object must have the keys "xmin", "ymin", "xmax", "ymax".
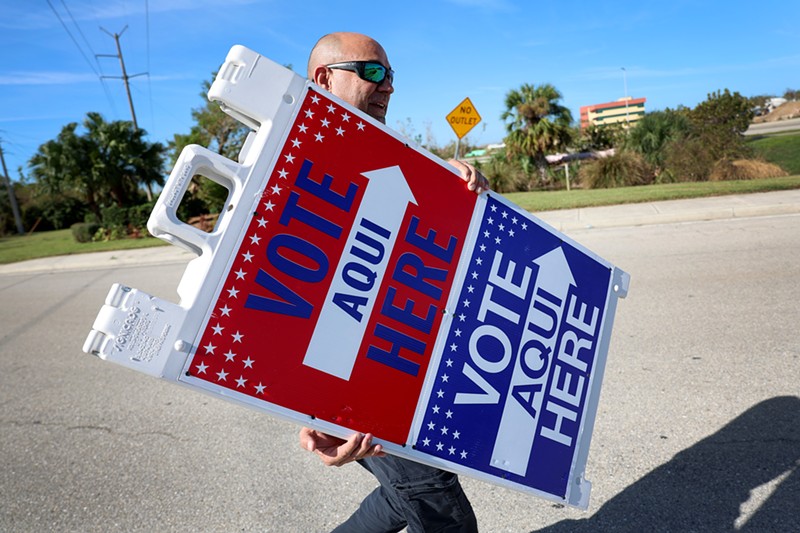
[{"xmin": 98, "ymin": 26, "xmax": 148, "ymax": 130}]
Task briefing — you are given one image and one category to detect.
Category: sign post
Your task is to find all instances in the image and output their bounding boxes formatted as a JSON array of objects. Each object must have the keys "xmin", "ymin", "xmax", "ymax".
[{"xmin": 446, "ymin": 97, "xmax": 481, "ymax": 158}]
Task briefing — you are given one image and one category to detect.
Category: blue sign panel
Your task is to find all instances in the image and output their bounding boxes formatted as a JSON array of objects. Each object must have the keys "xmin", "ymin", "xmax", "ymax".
[{"xmin": 413, "ymin": 194, "xmax": 612, "ymax": 499}]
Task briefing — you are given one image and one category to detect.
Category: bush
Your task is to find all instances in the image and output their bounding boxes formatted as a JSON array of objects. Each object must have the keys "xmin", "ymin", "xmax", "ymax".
[
  {"xmin": 578, "ymin": 150, "xmax": 654, "ymax": 189},
  {"xmin": 476, "ymin": 153, "xmax": 532, "ymax": 193},
  {"xmin": 663, "ymin": 137, "xmax": 715, "ymax": 182},
  {"xmin": 71, "ymin": 222, "xmax": 101, "ymax": 243},
  {"xmin": 709, "ymin": 159, "xmax": 789, "ymax": 181}
]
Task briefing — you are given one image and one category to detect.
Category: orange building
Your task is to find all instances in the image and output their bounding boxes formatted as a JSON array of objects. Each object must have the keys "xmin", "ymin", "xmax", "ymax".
[{"xmin": 580, "ymin": 97, "xmax": 646, "ymax": 129}]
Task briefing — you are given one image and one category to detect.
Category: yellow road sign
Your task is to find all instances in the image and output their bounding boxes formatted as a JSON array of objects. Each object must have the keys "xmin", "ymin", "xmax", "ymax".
[{"xmin": 446, "ymin": 97, "xmax": 481, "ymax": 139}]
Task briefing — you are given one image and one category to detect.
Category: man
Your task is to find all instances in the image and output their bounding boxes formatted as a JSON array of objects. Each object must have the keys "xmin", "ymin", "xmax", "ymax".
[{"xmin": 299, "ymin": 32, "xmax": 485, "ymax": 532}]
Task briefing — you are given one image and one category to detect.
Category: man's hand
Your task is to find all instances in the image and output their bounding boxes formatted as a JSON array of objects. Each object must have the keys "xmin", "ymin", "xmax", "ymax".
[
  {"xmin": 299, "ymin": 426, "xmax": 386, "ymax": 467},
  {"xmin": 449, "ymin": 159, "xmax": 490, "ymax": 194}
]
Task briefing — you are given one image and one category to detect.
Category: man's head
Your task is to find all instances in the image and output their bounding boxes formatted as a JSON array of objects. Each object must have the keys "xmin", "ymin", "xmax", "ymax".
[{"xmin": 307, "ymin": 32, "xmax": 394, "ymax": 123}]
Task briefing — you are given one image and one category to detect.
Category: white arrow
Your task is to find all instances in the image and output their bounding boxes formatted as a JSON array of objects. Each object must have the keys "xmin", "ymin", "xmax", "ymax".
[
  {"xmin": 490, "ymin": 245, "xmax": 575, "ymax": 476},
  {"xmin": 303, "ymin": 166, "xmax": 417, "ymax": 380}
]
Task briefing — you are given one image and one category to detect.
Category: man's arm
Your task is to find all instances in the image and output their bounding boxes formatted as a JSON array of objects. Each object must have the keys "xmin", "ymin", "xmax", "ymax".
[{"xmin": 299, "ymin": 427, "xmax": 386, "ymax": 467}]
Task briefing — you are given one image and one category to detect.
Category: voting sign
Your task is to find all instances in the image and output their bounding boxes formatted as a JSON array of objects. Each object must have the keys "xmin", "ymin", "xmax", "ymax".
[{"xmin": 83, "ymin": 45, "xmax": 628, "ymax": 509}]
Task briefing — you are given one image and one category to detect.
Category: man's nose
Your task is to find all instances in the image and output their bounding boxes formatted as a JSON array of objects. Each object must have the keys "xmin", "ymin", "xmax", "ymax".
[{"xmin": 378, "ymin": 76, "xmax": 394, "ymax": 93}]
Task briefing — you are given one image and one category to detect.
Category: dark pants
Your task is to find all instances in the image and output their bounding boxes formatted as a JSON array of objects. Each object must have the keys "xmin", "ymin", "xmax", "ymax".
[{"xmin": 332, "ymin": 455, "xmax": 478, "ymax": 533}]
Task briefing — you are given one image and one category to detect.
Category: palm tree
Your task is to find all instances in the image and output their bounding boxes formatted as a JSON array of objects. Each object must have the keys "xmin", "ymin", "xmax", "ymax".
[{"xmin": 501, "ymin": 83, "xmax": 573, "ymax": 187}]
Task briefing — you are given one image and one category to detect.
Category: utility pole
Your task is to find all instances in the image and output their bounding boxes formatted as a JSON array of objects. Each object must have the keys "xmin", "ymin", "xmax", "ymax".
[
  {"xmin": 0, "ymin": 139, "xmax": 25, "ymax": 235},
  {"xmin": 621, "ymin": 67, "xmax": 630, "ymax": 126},
  {"xmin": 98, "ymin": 26, "xmax": 146, "ymax": 130}
]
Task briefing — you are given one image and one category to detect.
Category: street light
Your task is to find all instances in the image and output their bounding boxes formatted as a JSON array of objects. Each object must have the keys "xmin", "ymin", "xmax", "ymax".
[{"xmin": 621, "ymin": 67, "xmax": 630, "ymax": 125}]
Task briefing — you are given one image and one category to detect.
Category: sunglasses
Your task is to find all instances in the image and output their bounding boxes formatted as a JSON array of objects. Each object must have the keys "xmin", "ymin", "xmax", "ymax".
[{"xmin": 326, "ymin": 61, "xmax": 394, "ymax": 85}]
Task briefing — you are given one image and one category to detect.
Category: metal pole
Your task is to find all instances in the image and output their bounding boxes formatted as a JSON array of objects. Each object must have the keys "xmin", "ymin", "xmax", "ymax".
[
  {"xmin": 621, "ymin": 67, "xmax": 629, "ymax": 125},
  {"xmin": 0, "ymin": 141, "xmax": 25, "ymax": 234},
  {"xmin": 454, "ymin": 137, "xmax": 461, "ymax": 160},
  {"xmin": 101, "ymin": 26, "xmax": 138, "ymax": 130}
]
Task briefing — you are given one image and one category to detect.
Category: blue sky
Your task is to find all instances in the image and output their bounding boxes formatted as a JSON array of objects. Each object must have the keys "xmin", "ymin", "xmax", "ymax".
[{"xmin": 1, "ymin": 0, "xmax": 798, "ymax": 179}]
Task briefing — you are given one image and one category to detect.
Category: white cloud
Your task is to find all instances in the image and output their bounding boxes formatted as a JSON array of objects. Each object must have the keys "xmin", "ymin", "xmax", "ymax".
[{"xmin": 0, "ymin": 71, "xmax": 99, "ymax": 85}]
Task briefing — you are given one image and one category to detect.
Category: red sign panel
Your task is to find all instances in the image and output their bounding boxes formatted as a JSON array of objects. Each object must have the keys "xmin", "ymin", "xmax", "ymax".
[{"xmin": 188, "ymin": 89, "xmax": 477, "ymax": 443}]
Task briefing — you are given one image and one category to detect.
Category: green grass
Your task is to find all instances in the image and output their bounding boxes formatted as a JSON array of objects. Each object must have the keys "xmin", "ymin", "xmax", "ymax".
[
  {"xmin": 0, "ymin": 229, "xmax": 166, "ymax": 265},
  {"xmin": 505, "ymin": 175, "xmax": 800, "ymax": 212},
  {"xmin": 748, "ymin": 132, "xmax": 800, "ymax": 175},
  {"xmin": 2, "ymin": 175, "xmax": 800, "ymax": 265}
]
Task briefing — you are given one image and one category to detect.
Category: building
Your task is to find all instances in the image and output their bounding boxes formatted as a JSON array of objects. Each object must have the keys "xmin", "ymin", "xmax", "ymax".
[{"xmin": 580, "ymin": 97, "xmax": 646, "ymax": 129}]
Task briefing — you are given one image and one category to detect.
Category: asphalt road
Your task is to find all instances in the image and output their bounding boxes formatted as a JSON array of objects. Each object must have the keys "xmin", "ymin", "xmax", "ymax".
[{"xmin": 1, "ymin": 213, "xmax": 798, "ymax": 532}]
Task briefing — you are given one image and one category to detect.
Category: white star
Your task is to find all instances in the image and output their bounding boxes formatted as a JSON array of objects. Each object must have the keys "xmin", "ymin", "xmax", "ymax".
[
  {"xmin": 278, "ymin": 169, "xmax": 288, "ymax": 179},
  {"xmin": 458, "ymin": 313, "xmax": 466, "ymax": 322},
  {"xmin": 270, "ymin": 184, "xmax": 282, "ymax": 195},
  {"xmin": 441, "ymin": 373, "xmax": 449, "ymax": 383},
  {"xmin": 462, "ymin": 299, "xmax": 470, "ymax": 308},
  {"xmin": 212, "ymin": 324, "xmax": 223, "ymax": 335},
  {"xmin": 235, "ymin": 268, "xmax": 246, "ymax": 280},
  {"xmin": 483, "ymin": 230, "xmax": 490, "ymax": 238},
  {"xmin": 454, "ymin": 329, "xmax": 462, "ymax": 337},
  {"xmin": 232, "ymin": 331, "xmax": 244, "ymax": 343},
  {"xmin": 445, "ymin": 410, "xmax": 453, "ymax": 419},
  {"xmin": 521, "ymin": 222, "xmax": 528, "ymax": 230},
  {"xmin": 216, "ymin": 369, "xmax": 228, "ymax": 381},
  {"xmin": 284, "ymin": 153, "xmax": 295, "ymax": 164},
  {"xmin": 314, "ymin": 132, "xmax": 324, "ymax": 142},
  {"xmin": 428, "ymin": 421, "xmax": 436, "ymax": 430},
  {"xmin": 441, "ymin": 426, "xmax": 449, "ymax": 435},
  {"xmin": 512, "ymin": 216, "xmax": 518, "ymax": 224},
  {"xmin": 356, "ymin": 121, "xmax": 365, "ymax": 131},
  {"xmin": 298, "ymin": 123, "xmax": 308, "ymax": 133},
  {"xmin": 490, "ymin": 204, "xmax": 497, "ymax": 212},
  {"xmin": 449, "ymin": 446, "xmax": 456, "ymax": 455},
  {"xmin": 304, "ymin": 109, "xmax": 314, "ymax": 119},
  {"xmin": 242, "ymin": 251, "xmax": 254, "ymax": 263},
  {"xmin": 445, "ymin": 359, "xmax": 453, "ymax": 367},
  {"xmin": 236, "ymin": 376, "xmax": 247, "ymax": 388},
  {"xmin": 224, "ymin": 350, "xmax": 236, "ymax": 362},
  {"xmin": 195, "ymin": 362, "xmax": 208, "ymax": 374},
  {"xmin": 291, "ymin": 138, "xmax": 301, "ymax": 148},
  {"xmin": 495, "ymin": 236, "xmax": 502, "ymax": 245},
  {"xmin": 243, "ymin": 357, "xmax": 254, "ymax": 368},
  {"xmin": 471, "ymin": 271, "xmax": 479, "ymax": 279},
  {"xmin": 341, "ymin": 112, "xmax": 351, "ymax": 122},
  {"xmin": 453, "ymin": 430, "xmax": 460, "ymax": 439},
  {"xmin": 475, "ymin": 257, "xmax": 483, "ymax": 265},
  {"xmin": 204, "ymin": 342, "xmax": 216, "ymax": 355},
  {"xmin": 450, "ymin": 342, "xmax": 458, "ymax": 352},
  {"xmin": 227, "ymin": 286, "xmax": 240, "ymax": 298},
  {"xmin": 436, "ymin": 442, "xmax": 444, "ymax": 451},
  {"xmin": 498, "ymin": 223, "xmax": 505, "ymax": 231},
  {"xmin": 432, "ymin": 405, "xmax": 440, "ymax": 414},
  {"xmin": 479, "ymin": 244, "xmax": 486, "ymax": 252},
  {"xmin": 327, "ymin": 103, "xmax": 336, "ymax": 113},
  {"xmin": 219, "ymin": 305, "xmax": 231, "ymax": 317},
  {"xmin": 320, "ymin": 118, "xmax": 330, "ymax": 128},
  {"xmin": 249, "ymin": 234, "xmax": 261, "ymax": 245},
  {"xmin": 254, "ymin": 383, "xmax": 266, "ymax": 394},
  {"xmin": 502, "ymin": 210, "xmax": 509, "ymax": 219},
  {"xmin": 437, "ymin": 389, "xmax": 445, "ymax": 398},
  {"xmin": 487, "ymin": 217, "xmax": 494, "ymax": 225},
  {"xmin": 257, "ymin": 217, "xmax": 268, "ymax": 228},
  {"xmin": 335, "ymin": 126, "xmax": 345, "ymax": 136},
  {"xmin": 467, "ymin": 285, "xmax": 474, "ymax": 294},
  {"xmin": 460, "ymin": 450, "xmax": 468, "ymax": 459},
  {"xmin": 509, "ymin": 229, "xmax": 515, "ymax": 237},
  {"xmin": 310, "ymin": 94, "xmax": 320, "ymax": 105},
  {"xmin": 422, "ymin": 437, "xmax": 430, "ymax": 446},
  {"xmin": 263, "ymin": 200, "xmax": 275, "ymax": 211}
]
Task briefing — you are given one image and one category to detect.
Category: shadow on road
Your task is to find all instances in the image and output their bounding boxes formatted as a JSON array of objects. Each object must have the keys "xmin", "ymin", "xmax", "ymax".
[{"xmin": 532, "ymin": 396, "xmax": 800, "ymax": 533}]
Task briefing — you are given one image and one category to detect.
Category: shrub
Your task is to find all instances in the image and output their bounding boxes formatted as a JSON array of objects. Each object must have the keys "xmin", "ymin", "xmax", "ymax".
[
  {"xmin": 578, "ymin": 150, "xmax": 654, "ymax": 189},
  {"xmin": 71, "ymin": 222, "xmax": 101, "ymax": 243},
  {"xmin": 709, "ymin": 159, "xmax": 789, "ymax": 181},
  {"xmin": 663, "ymin": 137, "xmax": 715, "ymax": 182}
]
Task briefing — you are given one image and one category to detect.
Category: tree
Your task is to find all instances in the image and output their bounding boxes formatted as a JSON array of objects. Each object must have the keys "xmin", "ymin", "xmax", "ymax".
[
  {"xmin": 29, "ymin": 113, "xmax": 165, "ymax": 221},
  {"xmin": 688, "ymin": 89, "xmax": 753, "ymax": 161},
  {"xmin": 501, "ymin": 83, "xmax": 573, "ymax": 188},
  {"xmin": 625, "ymin": 109, "xmax": 691, "ymax": 175}
]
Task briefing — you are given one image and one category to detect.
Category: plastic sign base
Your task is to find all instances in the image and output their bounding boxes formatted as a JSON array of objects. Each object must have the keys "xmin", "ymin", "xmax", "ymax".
[{"xmin": 83, "ymin": 45, "xmax": 629, "ymax": 509}]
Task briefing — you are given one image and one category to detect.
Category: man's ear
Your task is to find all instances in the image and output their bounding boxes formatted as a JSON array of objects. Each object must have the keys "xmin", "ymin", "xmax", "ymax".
[{"xmin": 313, "ymin": 65, "xmax": 332, "ymax": 90}]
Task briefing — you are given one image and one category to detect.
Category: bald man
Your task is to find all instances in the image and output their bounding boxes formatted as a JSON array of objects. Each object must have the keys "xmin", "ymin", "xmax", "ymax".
[{"xmin": 298, "ymin": 32, "xmax": 481, "ymax": 533}]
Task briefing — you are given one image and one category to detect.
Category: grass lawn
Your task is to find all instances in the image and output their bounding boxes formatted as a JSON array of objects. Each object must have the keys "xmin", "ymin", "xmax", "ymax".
[
  {"xmin": 2, "ymin": 175, "xmax": 800, "ymax": 265},
  {"xmin": 748, "ymin": 131, "xmax": 800, "ymax": 175},
  {"xmin": 0, "ymin": 229, "xmax": 166, "ymax": 265}
]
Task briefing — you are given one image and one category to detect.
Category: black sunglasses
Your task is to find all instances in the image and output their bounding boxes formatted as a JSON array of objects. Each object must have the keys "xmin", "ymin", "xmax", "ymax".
[{"xmin": 326, "ymin": 61, "xmax": 394, "ymax": 85}]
